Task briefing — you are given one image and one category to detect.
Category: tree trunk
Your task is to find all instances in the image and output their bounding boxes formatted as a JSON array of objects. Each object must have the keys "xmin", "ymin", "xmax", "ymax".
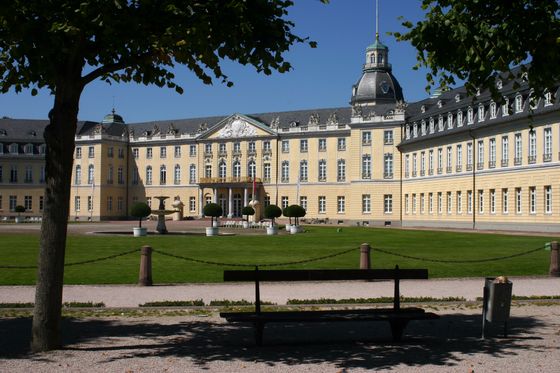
[{"xmin": 30, "ymin": 80, "xmax": 83, "ymax": 352}]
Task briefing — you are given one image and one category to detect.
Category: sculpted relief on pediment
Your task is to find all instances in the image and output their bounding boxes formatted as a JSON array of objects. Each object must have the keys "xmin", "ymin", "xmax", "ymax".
[{"xmin": 216, "ymin": 116, "xmax": 258, "ymax": 138}]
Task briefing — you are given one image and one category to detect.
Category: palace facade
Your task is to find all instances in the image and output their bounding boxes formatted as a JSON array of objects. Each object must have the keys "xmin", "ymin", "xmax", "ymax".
[{"xmin": 1, "ymin": 38, "xmax": 560, "ymax": 233}]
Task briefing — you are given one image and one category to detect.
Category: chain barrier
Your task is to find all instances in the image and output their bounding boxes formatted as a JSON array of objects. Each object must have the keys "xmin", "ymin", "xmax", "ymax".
[
  {"xmin": 370, "ymin": 246, "xmax": 546, "ymax": 263},
  {"xmin": 152, "ymin": 247, "xmax": 360, "ymax": 267},
  {"xmin": 0, "ymin": 248, "xmax": 141, "ymax": 269}
]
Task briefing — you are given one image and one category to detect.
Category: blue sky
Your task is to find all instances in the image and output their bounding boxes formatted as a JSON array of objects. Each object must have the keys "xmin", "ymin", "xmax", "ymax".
[{"xmin": 1, "ymin": 0, "xmax": 438, "ymax": 124}]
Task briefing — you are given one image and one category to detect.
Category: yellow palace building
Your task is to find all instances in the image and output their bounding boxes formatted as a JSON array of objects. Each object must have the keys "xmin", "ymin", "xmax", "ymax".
[{"xmin": 1, "ymin": 38, "xmax": 560, "ymax": 233}]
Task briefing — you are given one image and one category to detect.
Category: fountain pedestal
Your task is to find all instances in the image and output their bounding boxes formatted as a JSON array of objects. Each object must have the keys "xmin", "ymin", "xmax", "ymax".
[{"xmin": 153, "ymin": 196, "xmax": 175, "ymax": 234}]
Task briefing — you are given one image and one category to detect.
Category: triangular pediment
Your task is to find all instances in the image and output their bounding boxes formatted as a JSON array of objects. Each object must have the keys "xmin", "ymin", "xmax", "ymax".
[{"xmin": 200, "ymin": 113, "xmax": 275, "ymax": 140}]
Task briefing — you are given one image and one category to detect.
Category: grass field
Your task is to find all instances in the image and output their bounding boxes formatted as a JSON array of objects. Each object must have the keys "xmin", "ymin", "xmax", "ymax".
[{"xmin": 0, "ymin": 226, "xmax": 554, "ymax": 285}]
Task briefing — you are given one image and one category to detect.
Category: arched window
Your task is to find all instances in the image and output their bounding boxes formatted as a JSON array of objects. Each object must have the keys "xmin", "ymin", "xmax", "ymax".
[
  {"xmin": 447, "ymin": 113, "xmax": 454, "ymax": 129},
  {"xmin": 160, "ymin": 165, "xmax": 166, "ymax": 185},
  {"xmin": 174, "ymin": 164, "xmax": 181, "ymax": 185},
  {"xmin": 74, "ymin": 165, "xmax": 81, "ymax": 185},
  {"xmin": 300, "ymin": 160, "xmax": 308, "ymax": 181},
  {"xmin": 146, "ymin": 166, "xmax": 152, "ymax": 185},
  {"xmin": 219, "ymin": 161, "xmax": 227, "ymax": 178},
  {"xmin": 247, "ymin": 160, "xmax": 256, "ymax": 178},
  {"xmin": 88, "ymin": 165, "xmax": 95, "ymax": 185},
  {"xmin": 233, "ymin": 161, "xmax": 241, "ymax": 178}
]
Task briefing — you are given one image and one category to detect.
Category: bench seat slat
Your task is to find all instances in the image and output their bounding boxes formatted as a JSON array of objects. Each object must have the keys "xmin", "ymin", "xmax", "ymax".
[{"xmin": 223, "ymin": 269, "xmax": 428, "ymax": 282}]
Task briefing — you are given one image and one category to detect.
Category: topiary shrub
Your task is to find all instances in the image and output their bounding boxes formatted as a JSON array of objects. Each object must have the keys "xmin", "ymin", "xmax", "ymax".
[
  {"xmin": 203, "ymin": 203, "xmax": 223, "ymax": 226},
  {"xmin": 289, "ymin": 204, "xmax": 306, "ymax": 225},
  {"xmin": 14, "ymin": 205, "xmax": 25, "ymax": 218},
  {"xmin": 241, "ymin": 206, "xmax": 255, "ymax": 222},
  {"xmin": 129, "ymin": 202, "xmax": 151, "ymax": 228},
  {"xmin": 264, "ymin": 204, "xmax": 282, "ymax": 225},
  {"xmin": 282, "ymin": 205, "xmax": 293, "ymax": 225}
]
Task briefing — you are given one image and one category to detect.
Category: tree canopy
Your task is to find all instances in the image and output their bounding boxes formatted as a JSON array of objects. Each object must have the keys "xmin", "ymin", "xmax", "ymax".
[
  {"xmin": 0, "ymin": 0, "xmax": 328, "ymax": 352},
  {"xmin": 392, "ymin": 0, "xmax": 560, "ymax": 102}
]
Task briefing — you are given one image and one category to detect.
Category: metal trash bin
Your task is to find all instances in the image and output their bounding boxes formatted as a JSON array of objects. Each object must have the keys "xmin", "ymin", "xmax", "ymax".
[{"xmin": 482, "ymin": 277, "xmax": 513, "ymax": 338}]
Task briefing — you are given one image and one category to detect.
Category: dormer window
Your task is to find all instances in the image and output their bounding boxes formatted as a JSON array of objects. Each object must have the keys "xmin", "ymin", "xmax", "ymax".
[
  {"xmin": 478, "ymin": 104, "xmax": 485, "ymax": 122},
  {"xmin": 370, "ymin": 54, "xmax": 375, "ymax": 63},
  {"xmin": 496, "ymin": 79, "xmax": 503, "ymax": 89},
  {"xmin": 10, "ymin": 143, "xmax": 18, "ymax": 154},
  {"xmin": 27, "ymin": 130, "xmax": 36, "ymax": 136},
  {"xmin": 455, "ymin": 94, "xmax": 461, "ymax": 102},
  {"xmin": 413, "ymin": 123, "xmax": 418, "ymax": 137},
  {"xmin": 25, "ymin": 144, "xmax": 34, "ymax": 154},
  {"xmin": 438, "ymin": 116, "xmax": 444, "ymax": 131},
  {"xmin": 429, "ymin": 118, "xmax": 435, "ymax": 134},
  {"xmin": 447, "ymin": 113, "xmax": 454, "ymax": 129},
  {"xmin": 0, "ymin": 129, "xmax": 6, "ymax": 136},
  {"xmin": 457, "ymin": 110, "xmax": 463, "ymax": 127},
  {"xmin": 467, "ymin": 107, "xmax": 474, "ymax": 124},
  {"xmin": 502, "ymin": 98, "xmax": 510, "ymax": 116},
  {"xmin": 378, "ymin": 54, "xmax": 383, "ymax": 64},
  {"xmin": 529, "ymin": 90, "xmax": 538, "ymax": 110},
  {"xmin": 476, "ymin": 88, "xmax": 481, "ymax": 96},
  {"xmin": 421, "ymin": 121, "xmax": 427, "ymax": 135},
  {"xmin": 421, "ymin": 105, "xmax": 426, "ymax": 113},
  {"xmin": 437, "ymin": 100, "xmax": 443, "ymax": 108},
  {"xmin": 489, "ymin": 101, "xmax": 497, "ymax": 119},
  {"xmin": 405, "ymin": 125, "xmax": 410, "ymax": 139},
  {"xmin": 515, "ymin": 94, "xmax": 523, "ymax": 112}
]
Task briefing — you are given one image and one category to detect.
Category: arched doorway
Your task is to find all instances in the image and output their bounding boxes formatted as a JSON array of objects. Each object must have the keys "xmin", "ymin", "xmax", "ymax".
[{"xmin": 233, "ymin": 193, "xmax": 242, "ymax": 217}]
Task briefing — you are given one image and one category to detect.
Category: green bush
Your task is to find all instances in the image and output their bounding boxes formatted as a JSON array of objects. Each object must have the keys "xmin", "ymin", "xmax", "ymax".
[
  {"xmin": 129, "ymin": 202, "xmax": 151, "ymax": 228},
  {"xmin": 203, "ymin": 203, "xmax": 223, "ymax": 226},
  {"xmin": 288, "ymin": 205, "xmax": 306, "ymax": 225},
  {"xmin": 241, "ymin": 206, "xmax": 255, "ymax": 221},
  {"xmin": 264, "ymin": 204, "xmax": 282, "ymax": 225},
  {"xmin": 14, "ymin": 205, "xmax": 25, "ymax": 218}
]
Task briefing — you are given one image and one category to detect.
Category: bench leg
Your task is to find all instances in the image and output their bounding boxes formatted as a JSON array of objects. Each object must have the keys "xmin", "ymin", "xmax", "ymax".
[
  {"xmin": 253, "ymin": 322, "xmax": 266, "ymax": 347},
  {"xmin": 389, "ymin": 320, "xmax": 409, "ymax": 342}
]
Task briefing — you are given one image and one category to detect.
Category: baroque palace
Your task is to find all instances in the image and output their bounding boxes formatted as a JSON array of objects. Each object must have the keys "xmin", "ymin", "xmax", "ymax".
[{"xmin": 1, "ymin": 37, "xmax": 560, "ymax": 233}]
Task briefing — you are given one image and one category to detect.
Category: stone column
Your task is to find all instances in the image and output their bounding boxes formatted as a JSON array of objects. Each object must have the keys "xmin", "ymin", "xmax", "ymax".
[
  {"xmin": 213, "ymin": 188, "xmax": 218, "ymax": 203},
  {"xmin": 228, "ymin": 187, "xmax": 233, "ymax": 218},
  {"xmin": 138, "ymin": 245, "xmax": 153, "ymax": 286},
  {"xmin": 360, "ymin": 243, "xmax": 371, "ymax": 270},
  {"xmin": 198, "ymin": 187, "xmax": 204, "ymax": 218},
  {"xmin": 244, "ymin": 187, "xmax": 248, "ymax": 207}
]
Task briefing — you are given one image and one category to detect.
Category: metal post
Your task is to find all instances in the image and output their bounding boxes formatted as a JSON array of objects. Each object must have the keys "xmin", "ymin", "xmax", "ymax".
[
  {"xmin": 550, "ymin": 241, "xmax": 559, "ymax": 277},
  {"xmin": 360, "ymin": 243, "xmax": 371, "ymax": 270},
  {"xmin": 138, "ymin": 245, "xmax": 153, "ymax": 286}
]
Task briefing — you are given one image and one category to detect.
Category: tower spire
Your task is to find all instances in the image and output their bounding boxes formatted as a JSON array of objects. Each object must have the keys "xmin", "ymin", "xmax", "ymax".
[{"xmin": 376, "ymin": 0, "xmax": 379, "ymax": 41}]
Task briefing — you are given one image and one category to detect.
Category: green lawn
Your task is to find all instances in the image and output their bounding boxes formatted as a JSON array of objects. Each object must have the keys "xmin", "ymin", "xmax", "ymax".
[{"xmin": 0, "ymin": 226, "xmax": 554, "ymax": 285}]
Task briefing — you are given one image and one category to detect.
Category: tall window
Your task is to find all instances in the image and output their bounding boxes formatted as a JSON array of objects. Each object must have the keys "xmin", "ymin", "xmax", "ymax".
[
  {"xmin": 467, "ymin": 190, "xmax": 473, "ymax": 213},
  {"xmin": 190, "ymin": 145, "xmax": 196, "ymax": 156},
  {"xmin": 420, "ymin": 193, "xmax": 425, "ymax": 214},
  {"xmin": 107, "ymin": 165, "xmax": 113, "ymax": 184},
  {"xmin": 428, "ymin": 150, "xmax": 434, "ymax": 174},
  {"xmin": 118, "ymin": 197, "xmax": 123, "ymax": 211},
  {"xmin": 88, "ymin": 146, "xmax": 95, "ymax": 158},
  {"xmin": 75, "ymin": 165, "xmax": 81, "ymax": 185},
  {"xmin": 405, "ymin": 194, "xmax": 409, "ymax": 214},
  {"xmin": 88, "ymin": 196, "xmax": 93, "ymax": 211},
  {"xmin": 146, "ymin": 166, "xmax": 153, "ymax": 185},
  {"xmin": 489, "ymin": 139, "xmax": 496, "ymax": 168},
  {"xmin": 160, "ymin": 147, "xmax": 167, "ymax": 158},
  {"xmin": 405, "ymin": 154, "xmax": 410, "ymax": 177},
  {"xmin": 420, "ymin": 151, "xmax": 426, "ymax": 175},
  {"xmin": 514, "ymin": 133, "xmax": 523, "ymax": 165},
  {"xmin": 502, "ymin": 135, "xmax": 509, "ymax": 166},
  {"xmin": 530, "ymin": 186, "xmax": 536, "ymax": 213},
  {"xmin": 24, "ymin": 196, "xmax": 32, "ymax": 210},
  {"xmin": 337, "ymin": 159, "xmax": 346, "ymax": 181},
  {"xmin": 281, "ymin": 140, "xmax": 290, "ymax": 152},
  {"xmin": 233, "ymin": 161, "xmax": 241, "ymax": 178},
  {"xmin": 516, "ymin": 187, "xmax": 522, "ymax": 213},
  {"xmin": 438, "ymin": 192, "xmax": 442, "ymax": 214},
  {"xmin": 300, "ymin": 160, "xmax": 308, "ymax": 182},
  {"xmin": 437, "ymin": 148, "xmax": 443, "ymax": 173},
  {"xmin": 446, "ymin": 147, "xmax": 453, "ymax": 172},
  {"xmin": 412, "ymin": 153, "xmax": 417, "ymax": 176},
  {"xmin": 190, "ymin": 197, "xmax": 196, "ymax": 212},
  {"xmin": 362, "ymin": 154, "xmax": 371, "ymax": 179},
  {"xmin": 318, "ymin": 159, "xmax": 327, "ymax": 181},
  {"xmin": 318, "ymin": 138, "xmax": 327, "ymax": 151},
  {"xmin": 88, "ymin": 165, "xmax": 94, "ymax": 185},
  {"xmin": 263, "ymin": 140, "xmax": 271, "ymax": 152},
  {"xmin": 362, "ymin": 195, "xmax": 371, "ymax": 213},
  {"xmin": 490, "ymin": 189, "xmax": 495, "ymax": 214},
  {"xmin": 300, "ymin": 196, "xmax": 307, "ymax": 211},
  {"xmin": 189, "ymin": 164, "xmax": 196, "ymax": 183},
  {"xmin": 429, "ymin": 193, "xmax": 433, "ymax": 214},
  {"xmin": 337, "ymin": 138, "xmax": 346, "ymax": 150},
  {"xmin": 384, "ymin": 130, "xmax": 394, "ymax": 144},
  {"xmin": 107, "ymin": 196, "xmax": 112, "ymax": 212},
  {"xmin": 146, "ymin": 147, "xmax": 153, "ymax": 159},
  {"xmin": 362, "ymin": 131, "xmax": 372, "ymax": 145},
  {"xmin": 457, "ymin": 191, "xmax": 462, "ymax": 214},
  {"xmin": 174, "ymin": 146, "xmax": 181, "ymax": 158},
  {"xmin": 528, "ymin": 130, "xmax": 537, "ymax": 163},
  {"xmin": 281, "ymin": 161, "xmax": 289, "ymax": 182},
  {"xmin": 466, "ymin": 142, "xmax": 473, "ymax": 170},
  {"xmin": 132, "ymin": 166, "xmax": 139, "ymax": 184},
  {"xmin": 75, "ymin": 196, "xmax": 80, "ymax": 211},
  {"xmin": 75, "ymin": 147, "xmax": 82, "ymax": 159},
  {"xmin": 412, "ymin": 194, "xmax": 417, "ymax": 214},
  {"xmin": 219, "ymin": 161, "xmax": 227, "ymax": 178},
  {"xmin": 160, "ymin": 165, "xmax": 166, "ymax": 185},
  {"xmin": 247, "ymin": 160, "xmax": 256, "ymax": 178},
  {"xmin": 503, "ymin": 189, "xmax": 508, "ymax": 213},
  {"xmin": 477, "ymin": 140, "xmax": 484, "ymax": 169},
  {"xmin": 10, "ymin": 166, "xmax": 18, "ymax": 183},
  {"xmin": 456, "ymin": 144, "xmax": 463, "ymax": 171},
  {"xmin": 447, "ymin": 192, "xmax": 452, "ymax": 214},
  {"xmin": 384, "ymin": 195, "xmax": 393, "ymax": 213},
  {"xmin": 174, "ymin": 164, "xmax": 181, "ymax": 185},
  {"xmin": 544, "ymin": 128, "xmax": 552, "ymax": 161},
  {"xmin": 118, "ymin": 166, "xmax": 124, "ymax": 184},
  {"xmin": 205, "ymin": 164, "xmax": 212, "ymax": 178},
  {"xmin": 478, "ymin": 190, "xmax": 484, "ymax": 213},
  {"xmin": 9, "ymin": 196, "xmax": 17, "ymax": 210},
  {"xmin": 337, "ymin": 196, "xmax": 345, "ymax": 213},
  {"xmin": 264, "ymin": 163, "xmax": 271, "ymax": 182},
  {"xmin": 545, "ymin": 186, "xmax": 552, "ymax": 213},
  {"xmin": 319, "ymin": 196, "xmax": 326, "ymax": 213},
  {"xmin": 384, "ymin": 153, "xmax": 393, "ymax": 178},
  {"xmin": 300, "ymin": 139, "xmax": 308, "ymax": 152}
]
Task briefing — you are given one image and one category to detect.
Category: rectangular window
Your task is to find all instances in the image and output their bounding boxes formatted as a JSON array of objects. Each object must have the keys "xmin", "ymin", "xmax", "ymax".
[
  {"xmin": 478, "ymin": 190, "xmax": 484, "ymax": 213},
  {"xmin": 420, "ymin": 151, "xmax": 426, "ymax": 175},
  {"xmin": 412, "ymin": 194, "xmax": 417, "ymax": 214},
  {"xmin": 405, "ymin": 154, "xmax": 410, "ymax": 177},
  {"xmin": 502, "ymin": 189, "xmax": 508, "ymax": 214},
  {"xmin": 384, "ymin": 195, "xmax": 393, "ymax": 213},
  {"xmin": 456, "ymin": 144, "xmax": 462, "ymax": 171},
  {"xmin": 457, "ymin": 191, "xmax": 462, "ymax": 214},
  {"xmin": 205, "ymin": 165, "xmax": 212, "ymax": 178},
  {"xmin": 545, "ymin": 186, "xmax": 552, "ymax": 213},
  {"xmin": 428, "ymin": 150, "xmax": 434, "ymax": 174},
  {"xmin": 118, "ymin": 197, "xmax": 123, "ymax": 212},
  {"xmin": 107, "ymin": 147, "xmax": 114, "ymax": 158},
  {"xmin": 412, "ymin": 153, "xmax": 417, "ymax": 176},
  {"xmin": 24, "ymin": 196, "xmax": 32, "ymax": 210},
  {"xmin": 405, "ymin": 194, "xmax": 409, "ymax": 214},
  {"xmin": 88, "ymin": 196, "xmax": 93, "ymax": 212},
  {"xmin": 190, "ymin": 197, "xmax": 196, "ymax": 212},
  {"xmin": 118, "ymin": 148, "xmax": 125, "ymax": 158},
  {"xmin": 337, "ymin": 138, "xmax": 346, "ymax": 150},
  {"xmin": 318, "ymin": 138, "xmax": 327, "ymax": 151},
  {"xmin": 39, "ymin": 196, "xmax": 44, "ymax": 211},
  {"xmin": 25, "ymin": 166, "xmax": 33, "ymax": 183},
  {"xmin": 263, "ymin": 140, "xmax": 271, "ymax": 152},
  {"xmin": 420, "ymin": 193, "xmax": 425, "ymax": 214},
  {"xmin": 133, "ymin": 148, "xmax": 139, "ymax": 159},
  {"xmin": 282, "ymin": 196, "xmax": 289, "ymax": 209},
  {"xmin": 174, "ymin": 146, "xmax": 181, "ymax": 158},
  {"xmin": 383, "ymin": 130, "xmax": 394, "ymax": 145},
  {"xmin": 300, "ymin": 196, "xmax": 307, "ymax": 211},
  {"xmin": 88, "ymin": 146, "xmax": 95, "ymax": 158},
  {"xmin": 337, "ymin": 159, "xmax": 346, "ymax": 181},
  {"xmin": 528, "ymin": 130, "xmax": 537, "ymax": 163},
  {"xmin": 9, "ymin": 196, "xmax": 17, "ymax": 210},
  {"xmin": 447, "ymin": 192, "xmax": 452, "ymax": 214},
  {"xmin": 300, "ymin": 139, "xmax": 308, "ymax": 152},
  {"xmin": 204, "ymin": 144, "xmax": 212, "ymax": 154},
  {"xmin": 133, "ymin": 197, "xmax": 138, "ymax": 205},
  {"xmin": 362, "ymin": 195, "xmax": 371, "ymax": 213},
  {"xmin": 489, "ymin": 138, "xmax": 496, "ymax": 168},
  {"xmin": 362, "ymin": 131, "xmax": 372, "ymax": 145},
  {"xmin": 337, "ymin": 196, "xmax": 345, "ymax": 213},
  {"xmin": 147, "ymin": 197, "xmax": 152, "ymax": 208},
  {"xmin": 438, "ymin": 192, "xmax": 442, "ymax": 214},
  {"xmin": 362, "ymin": 154, "xmax": 371, "ymax": 179},
  {"xmin": 544, "ymin": 128, "xmax": 552, "ymax": 161},
  {"xmin": 10, "ymin": 166, "xmax": 18, "ymax": 183},
  {"xmin": 514, "ymin": 133, "xmax": 522, "ymax": 165},
  {"xmin": 428, "ymin": 193, "xmax": 433, "ymax": 214},
  {"xmin": 384, "ymin": 153, "xmax": 393, "ymax": 178},
  {"xmin": 437, "ymin": 148, "xmax": 443, "ymax": 173},
  {"xmin": 501, "ymin": 136, "xmax": 509, "ymax": 166},
  {"xmin": 466, "ymin": 142, "xmax": 473, "ymax": 170},
  {"xmin": 516, "ymin": 187, "xmax": 522, "ymax": 213},
  {"xmin": 282, "ymin": 140, "xmax": 290, "ymax": 153},
  {"xmin": 281, "ymin": 161, "xmax": 289, "ymax": 182},
  {"xmin": 146, "ymin": 147, "xmax": 153, "ymax": 159},
  {"xmin": 107, "ymin": 196, "xmax": 112, "ymax": 212},
  {"xmin": 75, "ymin": 196, "xmax": 80, "ymax": 211},
  {"xmin": 490, "ymin": 189, "xmax": 495, "ymax": 214},
  {"xmin": 477, "ymin": 140, "xmax": 484, "ymax": 169},
  {"xmin": 319, "ymin": 196, "xmax": 326, "ymax": 213},
  {"xmin": 530, "ymin": 186, "xmax": 536, "ymax": 213},
  {"xmin": 75, "ymin": 147, "xmax": 82, "ymax": 159},
  {"xmin": 189, "ymin": 145, "xmax": 196, "ymax": 156},
  {"xmin": 446, "ymin": 146, "xmax": 452, "ymax": 172},
  {"xmin": 467, "ymin": 190, "xmax": 473, "ymax": 213}
]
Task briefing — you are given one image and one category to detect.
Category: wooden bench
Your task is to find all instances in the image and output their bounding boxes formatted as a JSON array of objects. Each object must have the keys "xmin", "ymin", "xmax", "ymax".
[{"xmin": 219, "ymin": 265, "xmax": 440, "ymax": 346}]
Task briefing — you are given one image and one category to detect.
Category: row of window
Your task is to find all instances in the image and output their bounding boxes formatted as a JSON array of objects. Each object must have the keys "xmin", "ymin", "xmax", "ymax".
[
  {"xmin": 0, "ymin": 143, "xmax": 46, "ymax": 155},
  {"xmin": 407, "ymin": 92, "xmax": 552, "ymax": 140},
  {"xmin": 278, "ymin": 194, "xmax": 393, "ymax": 214},
  {"xmin": 0, "ymin": 195, "xmax": 43, "ymax": 211},
  {"xmin": 405, "ymin": 186, "xmax": 554, "ymax": 215},
  {"xmin": 75, "ymin": 146, "xmax": 125, "ymax": 159},
  {"xmin": 0, "ymin": 165, "xmax": 45, "ymax": 184},
  {"xmin": 405, "ymin": 128, "xmax": 553, "ymax": 178}
]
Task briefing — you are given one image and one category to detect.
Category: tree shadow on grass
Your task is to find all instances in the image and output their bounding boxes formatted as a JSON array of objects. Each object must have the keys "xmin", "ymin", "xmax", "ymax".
[{"xmin": 0, "ymin": 312, "xmax": 557, "ymax": 371}]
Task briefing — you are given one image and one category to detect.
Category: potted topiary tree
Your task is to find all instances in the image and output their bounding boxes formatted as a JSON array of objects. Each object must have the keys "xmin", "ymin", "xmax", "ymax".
[
  {"xmin": 289, "ymin": 205, "xmax": 306, "ymax": 234},
  {"xmin": 264, "ymin": 204, "xmax": 282, "ymax": 235},
  {"xmin": 203, "ymin": 203, "xmax": 222, "ymax": 236},
  {"xmin": 241, "ymin": 206, "xmax": 255, "ymax": 228},
  {"xmin": 14, "ymin": 205, "xmax": 25, "ymax": 223},
  {"xmin": 130, "ymin": 202, "xmax": 152, "ymax": 236},
  {"xmin": 283, "ymin": 205, "xmax": 293, "ymax": 232}
]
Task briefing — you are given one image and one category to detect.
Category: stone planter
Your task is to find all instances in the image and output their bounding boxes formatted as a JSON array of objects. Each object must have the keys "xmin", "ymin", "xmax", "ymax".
[
  {"xmin": 285, "ymin": 224, "xmax": 292, "ymax": 232},
  {"xmin": 133, "ymin": 227, "xmax": 147, "ymax": 237},
  {"xmin": 206, "ymin": 227, "xmax": 219, "ymax": 236},
  {"xmin": 213, "ymin": 221, "xmax": 220, "ymax": 228},
  {"xmin": 243, "ymin": 221, "xmax": 250, "ymax": 228},
  {"xmin": 267, "ymin": 225, "xmax": 279, "ymax": 235},
  {"xmin": 15, "ymin": 217, "xmax": 23, "ymax": 224},
  {"xmin": 291, "ymin": 225, "xmax": 303, "ymax": 234}
]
